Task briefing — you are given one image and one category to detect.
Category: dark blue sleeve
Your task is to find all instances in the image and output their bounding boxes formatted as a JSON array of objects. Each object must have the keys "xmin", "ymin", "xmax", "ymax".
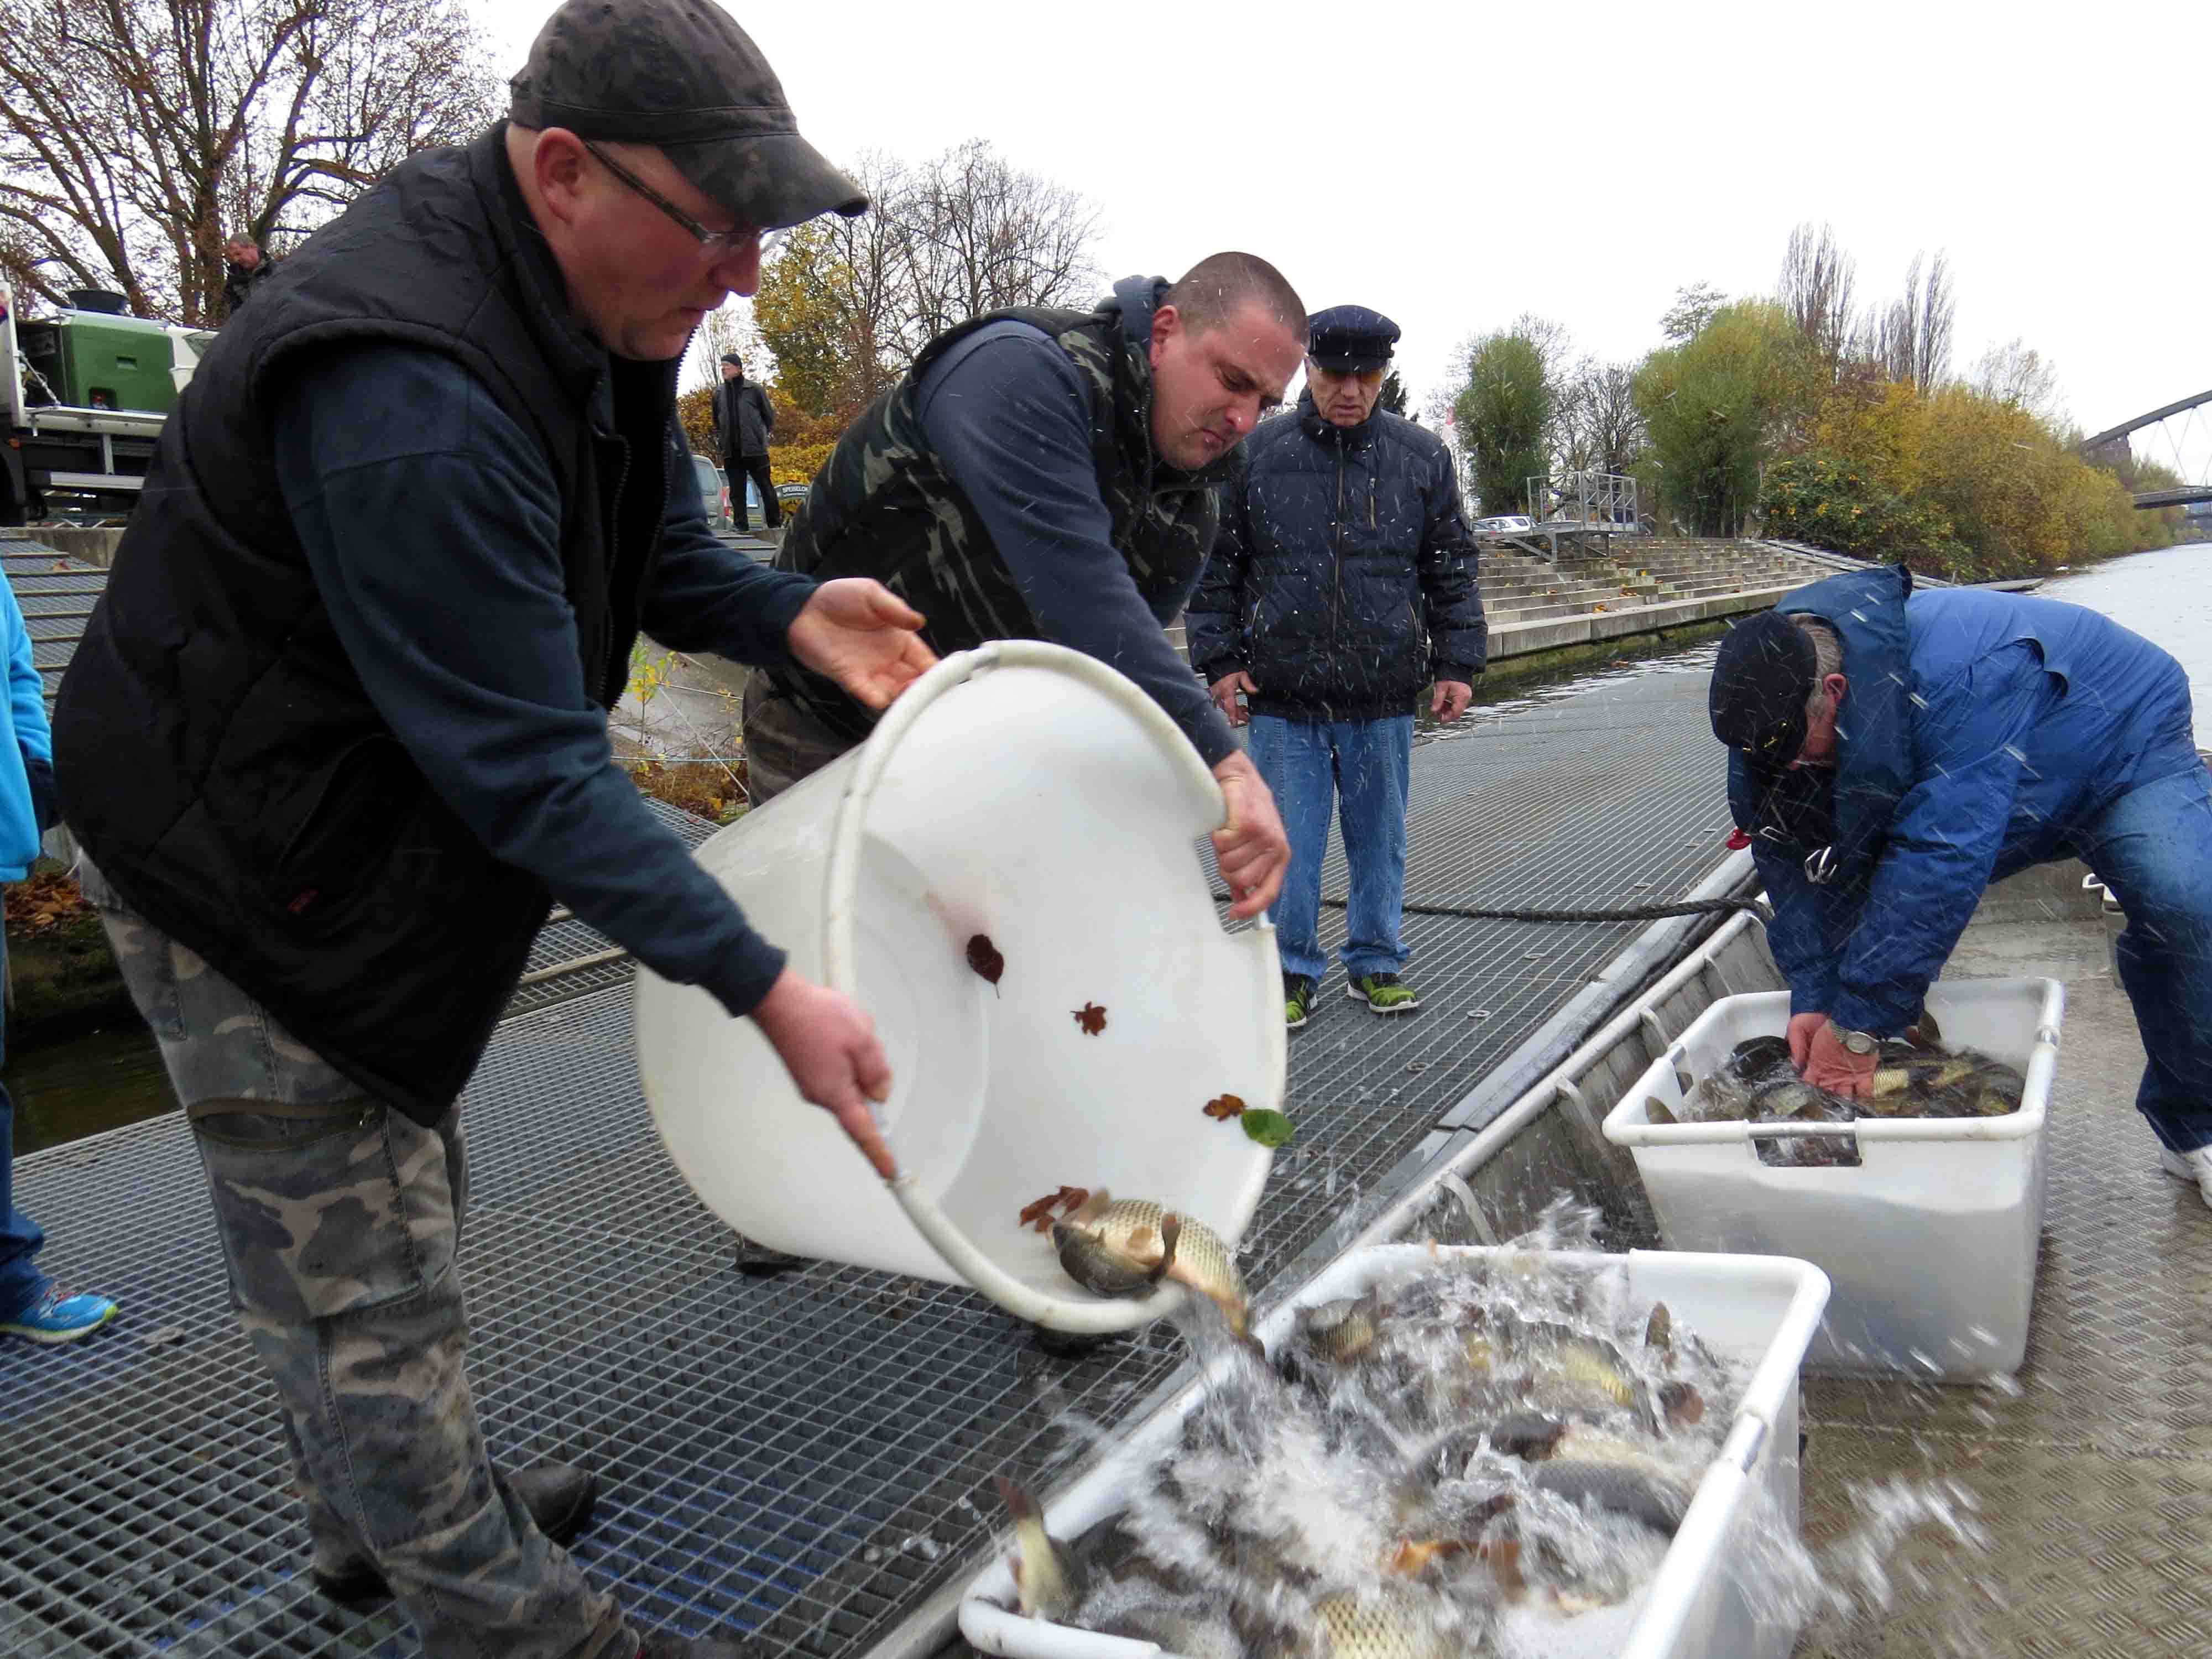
[
  {"xmin": 272, "ymin": 343, "xmax": 786, "ymax": 1018},
  {"xmin": 1186, "ymin": 476, "xmax": 1251, "ymax": 682},
  {"xmin": 1751, "ymin": 839, "xmax": 1841, "ymax": 1015},
  {"xmin": 1830, "ymin": 640, "xmax": 2057, "ymax": 1035},
  {"xmin": 916, "ymin": 324, "xmax": 1238, "ymax": 769},
  {"xmin": 639, "ymin": 437, "xmax": 815, "ymax": 659}
]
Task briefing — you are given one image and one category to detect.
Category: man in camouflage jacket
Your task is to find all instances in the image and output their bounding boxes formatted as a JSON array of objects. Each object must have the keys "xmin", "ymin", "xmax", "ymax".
[{"xmin": 747, "ymin": 252, "xmax": 1312, "ymax": 920}]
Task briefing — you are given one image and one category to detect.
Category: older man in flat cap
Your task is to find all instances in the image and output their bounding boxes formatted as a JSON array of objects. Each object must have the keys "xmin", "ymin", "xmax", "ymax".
[
  {"xmin": 54, "ymin": 2, "xmax": 932, "ymax": 1653},
  {"xmin": 1189, "ymin": 306, "xmax": 1485, "ymax": 1030}
]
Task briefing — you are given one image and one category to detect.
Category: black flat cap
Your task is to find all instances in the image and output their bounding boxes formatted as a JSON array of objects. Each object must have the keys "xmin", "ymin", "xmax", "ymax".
[
  {"xmin": 1710, "ymin": 609, "xmax": 1818, "ymax": 774},
  {"xmin": 510, "ymin": 0, "xmax": 867, "ymax": 232},
  {"xmin": 719, "ymin": 352, "xmax": 743, "ymax": 366},
  {"xmin": 1307, "ymin": 304, "xmax": 1400, "ymax": 372}
]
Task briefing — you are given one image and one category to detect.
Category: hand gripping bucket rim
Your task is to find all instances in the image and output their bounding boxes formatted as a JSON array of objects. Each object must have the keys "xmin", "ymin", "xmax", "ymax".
[{"xmin": 821, "ymin": 639, "xmax": 1284, "ymax": 1333}]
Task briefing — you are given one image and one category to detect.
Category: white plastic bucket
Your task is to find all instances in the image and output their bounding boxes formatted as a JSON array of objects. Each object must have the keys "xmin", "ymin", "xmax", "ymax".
[
  {"xmin": 957, "ymin": 1245, "xmax": 1832, "ymax": 1659},
  {"xmin": 1601, "ymin": 978, "xmax": 2063, "ymax": 1379},
  {"xmin": 633, "ymin": 641, "xmax": 1285, "ymax": 1333}
]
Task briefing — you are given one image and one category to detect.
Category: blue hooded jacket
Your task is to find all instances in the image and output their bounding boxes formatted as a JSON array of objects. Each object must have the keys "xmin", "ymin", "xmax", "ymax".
[
  {"xmin": 0, "ymin": 574, "xmax": 52, "ymax": 881},
  {"xmin": 1733, "ymin": 568, "xmax": 2200, "ymax": 1036}
]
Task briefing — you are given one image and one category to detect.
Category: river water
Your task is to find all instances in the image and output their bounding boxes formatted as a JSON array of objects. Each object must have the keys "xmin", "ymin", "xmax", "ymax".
[{"xmin": 2039, "ymin": 540, "xmax": 2212, "ymax": 722}]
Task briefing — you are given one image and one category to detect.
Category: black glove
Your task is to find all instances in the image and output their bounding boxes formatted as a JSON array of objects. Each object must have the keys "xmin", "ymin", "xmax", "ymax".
[{"xmin": 23, "ymin": 754, "xmax": 58, "ymax": 834}]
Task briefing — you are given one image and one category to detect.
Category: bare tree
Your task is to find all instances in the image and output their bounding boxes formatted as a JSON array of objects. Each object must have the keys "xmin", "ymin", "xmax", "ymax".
[
  {"xmin": 1777, "ymin": 221, "xmax": 1856, "ymax": 367},
  {"xmin": 692, "ymin": 305, "xmax": 764, "ymax": 395},
  {"xmin": 1865, "ymin": 251, "xmax": 1955, "ymax": 392},
  {"xmin": 1557, "ymin": 358, "xmax": 1646, "ymax": 476},
  {"xmin": 1660, "ymin": 281, "xmax": 1725, "ymax": 342},
  {"xmin": 899, "ymin": 139, "xmax": 1100, "ymax": 353},
  {"xmin": 0, "ymin": 0, "xmax": 500, "ymax": 324},
  {"xmin": 1970, "ymin": 336, "xmax": 2064, "ymax": 425}
]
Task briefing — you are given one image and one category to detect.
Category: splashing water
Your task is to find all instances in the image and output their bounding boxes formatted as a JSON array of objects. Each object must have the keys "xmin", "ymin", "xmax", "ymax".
[{"xmin": 997, "ymin": 1213, "xmax": 1992, "ymax": 1657}]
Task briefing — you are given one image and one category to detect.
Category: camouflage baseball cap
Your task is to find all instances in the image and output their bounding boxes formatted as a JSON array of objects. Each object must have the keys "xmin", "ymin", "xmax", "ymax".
[{"xmin": 509, "ymin": 0, "xmax": 867, "ymax": 232}]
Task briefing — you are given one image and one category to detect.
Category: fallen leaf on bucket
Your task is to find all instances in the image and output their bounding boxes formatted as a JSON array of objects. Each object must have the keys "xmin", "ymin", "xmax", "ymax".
[
  {"xmin": 1018, "ymin": 1185, "xmax": 1090, "ymax": 1234},
  {"xmin": 1072, "ymin": 1002, "xmax": 1107, "ymax": 1035},
  {"xmin": 1203, "ymin": 1093, "xmax": 1247, "ymax": 1120},
  {"xmin": 1241, "ymin": 1109, "xmax": 1296, "ymax": 1149},
  {"xmin": 966, "ymin": 933, "xmax": 1004, "ymax": 987}
]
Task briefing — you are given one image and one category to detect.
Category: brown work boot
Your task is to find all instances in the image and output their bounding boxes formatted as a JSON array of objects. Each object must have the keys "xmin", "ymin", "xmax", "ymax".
[{"xmin": 312, "ymin": 1460, "xmax": 599, "ymax": 1609}]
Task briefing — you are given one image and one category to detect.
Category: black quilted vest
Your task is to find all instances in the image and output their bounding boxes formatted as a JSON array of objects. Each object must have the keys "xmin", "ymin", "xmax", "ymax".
[
  {"xmin": 766, "ymin": 288, "xmax": 1229, "ymax": 740},
  {"xmin": 55, "ymin": 127, "xmax": 677, "ymax": 1123}
]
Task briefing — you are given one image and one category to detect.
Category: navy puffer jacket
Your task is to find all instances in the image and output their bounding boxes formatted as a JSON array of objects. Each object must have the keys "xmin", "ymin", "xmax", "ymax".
[{"xmin": 1187, "ymin": 395, "xmax": 1485, "ymax": 721}]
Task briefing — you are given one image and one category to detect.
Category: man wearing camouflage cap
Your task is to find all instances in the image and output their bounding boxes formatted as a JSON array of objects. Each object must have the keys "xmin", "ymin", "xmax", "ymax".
[
  {"xmin": 54, "ymin": 3, "xmax": 926, "ymax": 1655},
  {"xmin": 1188, "ymin": 306, "xmax": 1486, "ymax": 1030}
]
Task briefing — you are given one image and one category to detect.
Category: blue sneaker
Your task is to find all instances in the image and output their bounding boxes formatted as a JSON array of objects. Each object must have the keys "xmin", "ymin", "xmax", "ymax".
[{"xmin": 0, "ymin": 1288, "xmax": 119, "ymax": 1344}]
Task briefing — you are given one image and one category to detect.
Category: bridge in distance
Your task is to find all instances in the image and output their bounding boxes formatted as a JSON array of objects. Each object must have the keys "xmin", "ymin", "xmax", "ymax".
[{"xmin": 2079, "ymin": 388, "xmax": 2212, "ymax": 508}]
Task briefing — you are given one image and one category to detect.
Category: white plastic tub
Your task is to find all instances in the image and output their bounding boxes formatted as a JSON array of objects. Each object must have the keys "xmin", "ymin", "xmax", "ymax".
[
  {"xmin": 958, "ymin": 1244, "xmax": 1830, "ymax": 1659},
  {"xmin": 1602, "ymin": 978, "xmax": 2064, "ymax": 1379},
  {"xmin": 633, "ymin": 641, "xmax": 1284, "ymax": 1334}
]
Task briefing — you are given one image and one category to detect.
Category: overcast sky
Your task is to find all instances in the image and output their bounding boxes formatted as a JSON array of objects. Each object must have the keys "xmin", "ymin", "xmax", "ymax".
[{"xmin": 480, "ymin": 0, "xmax": 2211, "ymax": 474}]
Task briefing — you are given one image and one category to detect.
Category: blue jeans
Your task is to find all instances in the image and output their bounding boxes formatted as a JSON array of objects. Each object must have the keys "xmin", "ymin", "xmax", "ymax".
[
  {"xmin": 1248, "ymin": 713, "xmax": 1413, "ymax": 983},
  {"xmin": 0, "ymin": 929, "xmax": 49, "ymax": 1321},
  {"xmin": 2067, "ymin": 763, "xmax": 2212, "ymax": 1153}
]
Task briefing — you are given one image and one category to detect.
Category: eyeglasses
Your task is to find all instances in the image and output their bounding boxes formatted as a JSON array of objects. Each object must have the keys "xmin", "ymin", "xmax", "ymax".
[{"xmin": 581, "ymin": 139, "xmax": 787, "ymax": 262}]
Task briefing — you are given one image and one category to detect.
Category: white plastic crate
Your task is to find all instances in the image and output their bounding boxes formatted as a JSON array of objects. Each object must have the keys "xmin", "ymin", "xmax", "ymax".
[
  {"xmin": 959, "ymin": 1244, "xmax": 1830, "ymax": 1659},
  {"xmin": 1602, "ymin": 978, "xmax": 2063, "ymax": 1379}
]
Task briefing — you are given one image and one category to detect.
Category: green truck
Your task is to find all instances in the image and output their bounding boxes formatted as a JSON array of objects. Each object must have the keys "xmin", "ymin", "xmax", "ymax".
[{"xmin": 1, "ymin": 285, "xmax": 212, "ymax": 525}]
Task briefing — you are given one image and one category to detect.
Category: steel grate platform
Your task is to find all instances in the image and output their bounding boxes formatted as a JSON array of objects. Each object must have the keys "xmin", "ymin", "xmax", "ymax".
[
  {"xmin": 1793, "ymin": 966, "xmax": 2212, "ymax": 1656},
  {"xmin": 2, "ymin": 654, "xmax": 1744, "ymax": 1658}
]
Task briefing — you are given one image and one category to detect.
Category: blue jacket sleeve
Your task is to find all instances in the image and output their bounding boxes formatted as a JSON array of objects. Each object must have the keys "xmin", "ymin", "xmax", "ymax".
[
  {"xmin": 916, "ymin": 324, "xmax": 1239, "ymax": 769},
  {"xmin": 1828, "ymin": 640, "xmax": 2059, "ymax": 1035},
  {"xmin": 638, "ymin": 445, "xmax": 815, "ymax": 660},
  {"xmin": 3, "ymin": 581, "xmax": 50, "ymax": 766},
  {"xmin": 273, "ymin": 343, "xmax": 787, "ymax": 1019},
  {"xmin": 1186, "ymin": 476, "xmax": 1251, "ymax": 682},
  {"xmin": 1750, "ymin": 839, "xmax": 1840, "ymax": 1014},
  {"xmin": 1, "ymin": 577, "xmax": 55, "ymax": 839}
]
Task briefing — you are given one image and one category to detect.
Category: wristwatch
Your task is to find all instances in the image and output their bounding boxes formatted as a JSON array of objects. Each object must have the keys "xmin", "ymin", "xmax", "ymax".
[{"xmin": 1832, "ymin": 1027, "xmax": 1880, "ymax": 1057}]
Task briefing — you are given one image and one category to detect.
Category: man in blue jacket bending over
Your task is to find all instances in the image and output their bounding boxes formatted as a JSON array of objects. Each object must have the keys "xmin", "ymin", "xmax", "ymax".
[{"xmin": 1709, "ymin": 564, "xmax": 2212, "ymax": 1206}]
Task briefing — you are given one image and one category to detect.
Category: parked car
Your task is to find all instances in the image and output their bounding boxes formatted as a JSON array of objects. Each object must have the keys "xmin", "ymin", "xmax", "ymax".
[
  {"xmin": 687, "ymin": 453, "xmax": 765, "ymax": 543},
  {"xmin": 1471, "ymin": 514, "xmax": 1535, "ymax": 535}
]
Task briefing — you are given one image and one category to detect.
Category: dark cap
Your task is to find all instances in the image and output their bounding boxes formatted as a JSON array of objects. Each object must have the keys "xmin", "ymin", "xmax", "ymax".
[
  {"xmin": 719, "ymin": 351, "xmax": 743, "ymax": 367},
  {"xmin": 1709, "ymin": 609, "xmax": 1818, "ymax": 773},
  {"xmin": 509, "ymin": 0, "xmax": 867, "ymax": 232},
  {"xmin": 1307, "ymin": 304, "xmax": 1400, "ymax": 372}
]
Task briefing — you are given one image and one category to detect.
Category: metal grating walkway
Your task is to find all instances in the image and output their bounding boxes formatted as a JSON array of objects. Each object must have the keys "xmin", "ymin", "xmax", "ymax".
[
  {"xmin": 1793, "ymin": 906, "xmax": 2212, "ymax": 1657},
  {"xmin": 1, "ymin": 655, "xmax": 1741, "ymax": 1659}
]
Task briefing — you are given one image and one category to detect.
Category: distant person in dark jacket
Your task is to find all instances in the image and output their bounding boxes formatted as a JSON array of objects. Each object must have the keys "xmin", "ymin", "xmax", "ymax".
[
  {"xmin": 220, "ymin": 236, "xmax": 272, "ymax": 319},
  {"xmin": 713, "ymin": 352, "xmax": 779, "ymax": 529},
  {"xmin": 1188, "ymin": 306, "xmax": 1486, "ymax": 1030},
  {"xmin": 1712, "ymin": 570, "xmax": 2212, "ymax": 1207}
]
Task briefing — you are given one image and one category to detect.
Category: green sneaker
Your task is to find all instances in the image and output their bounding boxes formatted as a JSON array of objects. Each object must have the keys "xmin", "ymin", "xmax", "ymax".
[
  {"xmin": 1347, "ymin": 971, "xmax": 1421, "ymax": 1015},
  {"xmin": 1284, "ymin": 973, "xmax": 1318, "ymax": 1030}
]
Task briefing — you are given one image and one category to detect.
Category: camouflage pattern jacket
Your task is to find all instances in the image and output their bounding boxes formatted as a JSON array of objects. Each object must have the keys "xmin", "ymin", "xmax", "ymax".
[{"xmin": 765, "ymin": 279, "xmax": 1235, "ymax": 742}]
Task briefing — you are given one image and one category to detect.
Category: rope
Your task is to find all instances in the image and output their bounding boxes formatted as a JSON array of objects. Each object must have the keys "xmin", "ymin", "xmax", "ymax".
[{"xmin": 1212, "ymin": 891, "xmax": 1770, "ymax": 925}]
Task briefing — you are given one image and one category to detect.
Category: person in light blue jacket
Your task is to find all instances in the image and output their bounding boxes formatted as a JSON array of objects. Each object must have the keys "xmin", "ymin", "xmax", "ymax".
[
  {"xmin": 1709, "ymin": 565, "xmax": 2212, "ymax": 1207},
  {"xmin": 0, "ymin": 573, "xmax": 118, "ymax": 1342}
]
